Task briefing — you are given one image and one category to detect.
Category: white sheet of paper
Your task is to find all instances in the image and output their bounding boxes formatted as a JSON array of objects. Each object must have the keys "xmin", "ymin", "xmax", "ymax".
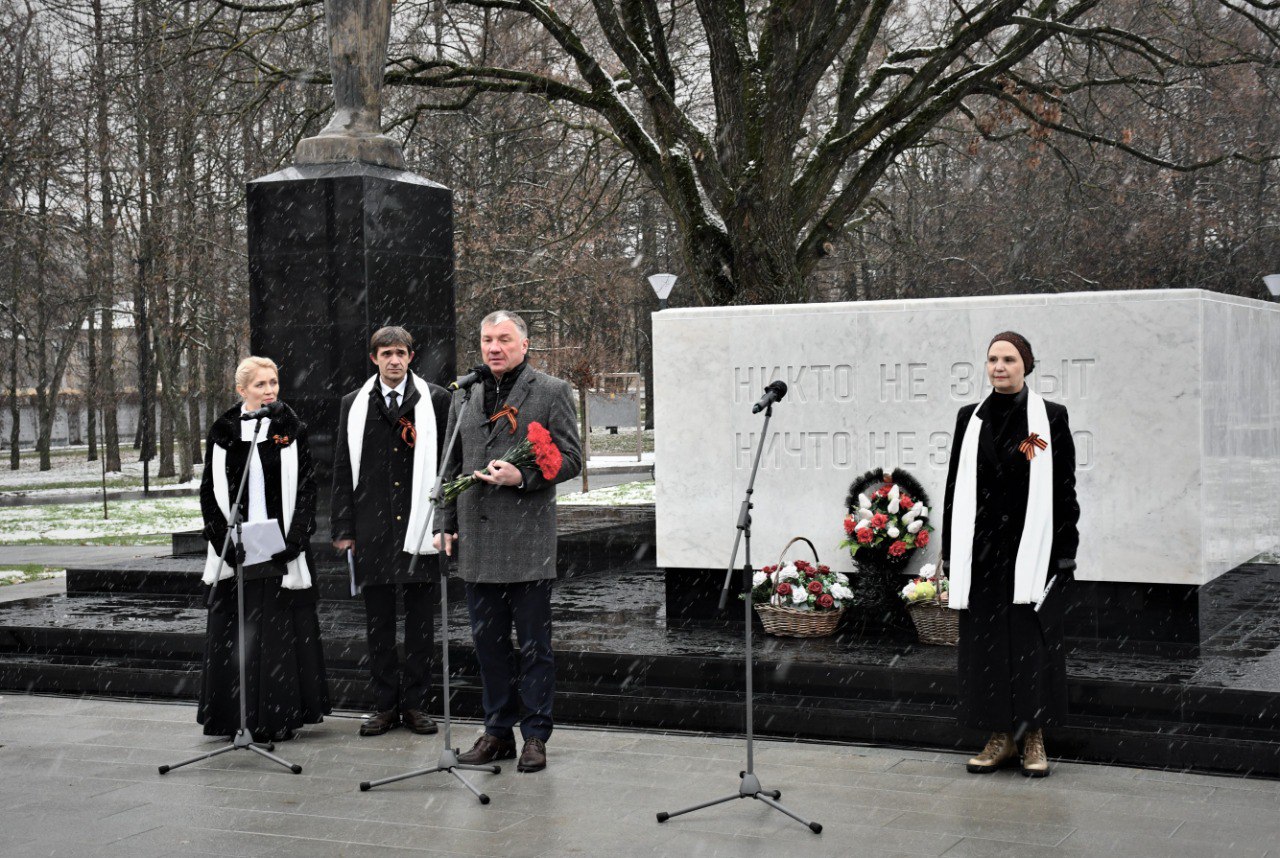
[{"xmin": 238, "ymin": 519, "xmax": 287, "ymax": 566}]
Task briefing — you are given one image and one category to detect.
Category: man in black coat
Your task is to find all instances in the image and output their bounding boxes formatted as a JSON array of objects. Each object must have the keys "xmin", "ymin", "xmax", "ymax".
[{"xmin": 332, "ymin": 326, "xmax": 451, "ymax": 736}]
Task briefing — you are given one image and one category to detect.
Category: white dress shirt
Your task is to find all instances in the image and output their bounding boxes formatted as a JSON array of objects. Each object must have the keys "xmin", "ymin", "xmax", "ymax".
[{"xmin": 379, "ymin": 378, "xmax": 408, "ymax": 413}]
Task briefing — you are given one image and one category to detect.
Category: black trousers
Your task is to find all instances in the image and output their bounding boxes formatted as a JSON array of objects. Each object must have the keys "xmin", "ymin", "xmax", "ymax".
[
  {"xmin": 465, "ymin": 580, "xmax": 554, "ymax": 743},
  {"xmin": 362, "ymin": 581, "xmax": 435, "ymax": 712}
]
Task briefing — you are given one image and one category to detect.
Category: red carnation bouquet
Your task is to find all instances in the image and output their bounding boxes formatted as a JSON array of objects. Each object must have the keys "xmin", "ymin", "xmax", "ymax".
[{"xmin": 438, "ymin": 420, "xmax": 563, "ymax": 503}]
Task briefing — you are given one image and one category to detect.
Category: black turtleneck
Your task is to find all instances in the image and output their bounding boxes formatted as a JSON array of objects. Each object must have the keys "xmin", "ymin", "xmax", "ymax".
[{"xmin": 484, "ymin": 359, "xmax": 527, "ymax": 417}]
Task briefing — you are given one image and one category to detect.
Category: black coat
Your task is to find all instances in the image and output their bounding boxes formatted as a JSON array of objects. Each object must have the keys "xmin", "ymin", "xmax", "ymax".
[
  {"xmin": 941, "ymin": 388, "xmax": 1080, "ymax": 731},
  {"xmin": 331, "ymin": 378, "xmax": 452, "ymax": 588},
  {"xmin": 200, "ymin": 401, "xmax": 318, "ymax": 578},
  {"xmin": 197, "ymin": 401, "xmax": 329, "ymax": 736}
]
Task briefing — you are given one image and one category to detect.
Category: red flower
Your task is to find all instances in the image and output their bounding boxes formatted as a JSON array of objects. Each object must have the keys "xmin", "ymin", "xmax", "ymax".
[
  {"xmin": 807, "ymin": 580, "xmax": 824, "ymax": 594},
  {"xmin": 843, "ymin": 516, "xmax": 856, "ymax": 536},
  {"xmin": 817, "ymin": 564, "xmax": 830, "ymax": 574},
  {"xmin": 870, "ymin": 513, "xmax": 889, "ymax": 529},
  {"xmin": 794, "ymin": 560, "xmax": 810, "ymax": 572},
  {"xmin": 817, "ymin": 593, "xmax": 835, "ymax": 609},
  {"xmin": 900, "ymin": 496, "xmax": 915, "ymax": 511},
  {"xmin": 888, "ymin": 540, "xmax": 908, "ymax": 557},
  {"xmin": 876, "ymin": 486, "xmax": 890, "ymax": 497},
  {"xmin": 856, "ymin": 528, "xmax": 874, "ymax": 544},
  {"xmin": 915, "ymin": 530, "xmax": 930, "ymax": 547},
  {"xmin": 526, "ymin": 421, "xmax": 563, "ymax": 480},
  {"xmin": 776, "ymin": 582, "xmax": 793, "ymax": 596}
]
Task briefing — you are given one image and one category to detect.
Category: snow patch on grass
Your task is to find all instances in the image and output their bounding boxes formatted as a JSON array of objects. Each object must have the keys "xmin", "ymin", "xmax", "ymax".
[
  {"xmin": 558, "ymin": 480, "xmax": 655, "ymax": 506},
  {"xmin": 0, "ymin": 497, "xmax": 202, "ymax": 545}
]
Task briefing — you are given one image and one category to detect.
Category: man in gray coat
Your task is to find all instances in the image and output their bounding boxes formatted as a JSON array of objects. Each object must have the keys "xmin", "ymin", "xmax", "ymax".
[{"xmin": 434, "ymin": 310, "xmax": 582, "ymax": 773}]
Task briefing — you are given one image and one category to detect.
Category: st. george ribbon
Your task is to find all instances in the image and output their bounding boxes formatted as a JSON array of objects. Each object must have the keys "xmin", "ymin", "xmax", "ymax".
[{"xmin": 450, "ymin": 365, "xmax": 491, "ymax": 391}]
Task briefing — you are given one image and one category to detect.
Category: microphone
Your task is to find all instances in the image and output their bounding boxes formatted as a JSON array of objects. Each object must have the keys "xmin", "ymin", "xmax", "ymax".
[
  {"xmin": 449, "ymin": 365, "xmax": 491, "ymax": 391},
  {"xmin": 240, "ymin": 400, "xmax": 284, "ymax": 421},
  {"xmin": 751, "ymin": 381, "xmax": 788, "ymax": 414}
]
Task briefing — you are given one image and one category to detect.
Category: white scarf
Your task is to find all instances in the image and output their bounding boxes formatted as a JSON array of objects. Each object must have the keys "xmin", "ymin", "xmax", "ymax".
[
  {"xmin": 202, "ymin": 415, "xmax": 313, "ymax": 590},
  {"xmin": 948, "ymin": 388, "xmax": 1054, "ymax": 610},
  {"xmin": 346, "ymin": 372, "xmax": 438, "ymax": 555}
]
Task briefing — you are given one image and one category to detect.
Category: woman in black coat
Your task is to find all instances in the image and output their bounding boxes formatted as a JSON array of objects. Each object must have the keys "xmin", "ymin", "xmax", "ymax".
[
  {"xmin": 941, "ymin": 332, "xmax": 1079, "ymax": 778},
  {"xmin": 197, "ymin": 356, "xmax": 331, "ymax": 742}
]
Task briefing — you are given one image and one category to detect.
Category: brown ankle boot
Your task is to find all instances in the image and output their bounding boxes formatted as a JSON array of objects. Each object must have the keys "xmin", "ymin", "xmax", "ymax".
[
  {"xmin": 966, "ymin": 732, "xmax": 1017, "ymax": 773},
  {"xmin": 1021, "ymin": 728, "xmax": 1050, "ymax": 778}
]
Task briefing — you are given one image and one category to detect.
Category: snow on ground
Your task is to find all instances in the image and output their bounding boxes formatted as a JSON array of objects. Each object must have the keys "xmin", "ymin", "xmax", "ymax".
[
  {"xmin": 0, "ymin": 446, "xmax": 201, "ymax": 493},
  {"xmin": 0, "ymin": 497, "xmax": 202, "ymax": 545},
  {"xmin": 0, "ymin": 568, "xmax": 65, "ymax": 586},
  {"xmin": 558, "ymin": 480, "xmax": 655, "ymax": 506}
]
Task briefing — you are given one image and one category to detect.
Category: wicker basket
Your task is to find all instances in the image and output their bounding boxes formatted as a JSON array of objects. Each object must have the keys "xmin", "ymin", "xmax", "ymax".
[
  {"xmin": 754, "ymin": 537, "xmax": 845, "ymax": 638},
  {"xmin": 905, "ymin": 599, "xmax": 958, "ymax": 646}
]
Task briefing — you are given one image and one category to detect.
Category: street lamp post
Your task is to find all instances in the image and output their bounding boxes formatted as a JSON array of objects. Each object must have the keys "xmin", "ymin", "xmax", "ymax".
[{"xmin": 648, "ymin": 273, "xmax": 677, "ymax": 311}]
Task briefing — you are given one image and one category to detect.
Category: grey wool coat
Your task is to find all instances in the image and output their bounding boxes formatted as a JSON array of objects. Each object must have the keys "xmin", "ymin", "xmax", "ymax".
[{"xmin": 435, "ymin": 365, "xmax": 582, "ymax": 583}]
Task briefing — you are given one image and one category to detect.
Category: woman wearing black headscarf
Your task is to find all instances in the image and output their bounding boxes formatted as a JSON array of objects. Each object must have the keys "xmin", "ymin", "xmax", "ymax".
[{"xmin": 941, "ymin": 332, "xmax": 1080, "ymax": 777}]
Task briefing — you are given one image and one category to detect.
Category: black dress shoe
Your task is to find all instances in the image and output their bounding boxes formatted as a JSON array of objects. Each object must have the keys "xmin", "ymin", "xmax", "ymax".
[
  {"xmin": 517, "ymin": 737, "xmax": 547, "ymax": 773},
  {"xmin": 456, "ymin": 734, "xmax": 516, "ymax": 764},
  {"xmin": 401, "ymin": 709, "xmax": 439, "ymax": 735},
  {"xmin": 359, "ymin": 709, "xmax": 400, "ymax": 736}
]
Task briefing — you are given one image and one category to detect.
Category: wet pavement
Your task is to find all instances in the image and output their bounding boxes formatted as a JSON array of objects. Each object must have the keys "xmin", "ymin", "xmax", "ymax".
[{"xmin": 1, "ymin": 693, "xmax": 1278, "ymax": 858}]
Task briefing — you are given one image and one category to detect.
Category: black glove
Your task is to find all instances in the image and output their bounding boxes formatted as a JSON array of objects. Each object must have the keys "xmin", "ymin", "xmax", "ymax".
[
  {"xmin": 271, "ymin": 541, "xmax": 303, "ymax": 564},
  {"xmin": 221, "ymin": 541, "xmax": 246, "ymax": 567}
]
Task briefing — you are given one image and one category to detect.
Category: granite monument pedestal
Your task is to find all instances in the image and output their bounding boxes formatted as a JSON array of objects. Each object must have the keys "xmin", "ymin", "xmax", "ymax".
[{"xmin": 247, "ymin": 162, "xmax": 456, "ymax": 506}]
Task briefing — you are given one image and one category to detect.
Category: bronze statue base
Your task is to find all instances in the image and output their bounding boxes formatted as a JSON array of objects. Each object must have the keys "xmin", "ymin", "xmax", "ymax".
[{"xmin": 295, "ymin": 132, "xmax": 407, "ymax": 170}]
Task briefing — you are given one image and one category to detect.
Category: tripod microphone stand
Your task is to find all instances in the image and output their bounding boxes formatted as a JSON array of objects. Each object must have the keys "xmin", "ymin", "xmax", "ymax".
[
  {"xmin": 359, "ymin": 382, "xmax": 500, "ymax": 803},
  {"xmin": 656, "ymin": 401, "xmax": 822, "ymax": 833},
  {"xmin": 160, "ymin": 412, "xmax": 302, "ymax": 776}
]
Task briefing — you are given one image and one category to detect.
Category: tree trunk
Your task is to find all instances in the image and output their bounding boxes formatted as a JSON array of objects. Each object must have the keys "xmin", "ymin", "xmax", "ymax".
[{"xmin": 101, "ymin": 308, "xmax": 120, "ymax": 471}]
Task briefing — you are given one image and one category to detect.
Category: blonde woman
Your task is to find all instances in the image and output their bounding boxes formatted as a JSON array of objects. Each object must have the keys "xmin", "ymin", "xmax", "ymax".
[
  {"xmin": 197, "ymin": 356, "xmax": 330, "ymax": 742},
  {"xmin": 941, "ymin": 332, "xmax": 1080, "ymax": 778}
]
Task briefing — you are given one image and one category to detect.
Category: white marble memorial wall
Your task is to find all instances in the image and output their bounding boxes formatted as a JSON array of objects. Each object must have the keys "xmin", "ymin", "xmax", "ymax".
[{"xmin": 653, "ymin": 289, "xmax": 1280, "ymax": 586}]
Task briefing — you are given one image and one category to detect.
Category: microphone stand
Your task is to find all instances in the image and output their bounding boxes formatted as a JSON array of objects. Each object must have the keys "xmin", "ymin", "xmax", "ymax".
[
  {"xmin": 160, "ymin": 412, "xmax": 302, "ymax": 776},
  {"xmin": 358, "ymin": 381, "xmax": 499, "ymax": 803},
  {"xmin": 656, "ymin": 403, "xmax": 822, "ymax": 833}
]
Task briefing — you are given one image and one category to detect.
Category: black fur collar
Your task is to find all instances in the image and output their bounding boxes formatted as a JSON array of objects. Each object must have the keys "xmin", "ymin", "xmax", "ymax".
[{"xmin": 209, "ymin": 401, "xmax": 304, "ymax": 448}]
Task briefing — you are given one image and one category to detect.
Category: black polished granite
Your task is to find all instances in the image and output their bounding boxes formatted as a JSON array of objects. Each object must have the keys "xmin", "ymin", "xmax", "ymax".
[
  {"xmin": 3, "ymin": 555, "xmax": 1279, "ymax": 776},
  {"xmin": 667, "ymin": 563, "xmax": 1277, "ymax": 648},
  {"xmin": 247, "ymin": 162, "xmax": 456, "ymax": 509}
]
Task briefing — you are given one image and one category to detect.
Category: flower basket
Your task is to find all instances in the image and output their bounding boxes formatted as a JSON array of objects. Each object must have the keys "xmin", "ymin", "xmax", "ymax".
[
  {"xmin": 752, "ymin": 537, "xmax": 847, "ymax": 638},
  {"xmin": 905, "ymin": 601, "xmax": 958, "ymax": 646},
  {"xmin": 900, "ymin": 563, "xmax": 958, "ymax": 646}
]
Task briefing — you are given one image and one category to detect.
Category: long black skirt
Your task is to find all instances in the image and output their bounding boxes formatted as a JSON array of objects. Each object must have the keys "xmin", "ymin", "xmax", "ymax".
[
  {"xmin": 956, "ymin": 591, "xmax": 1068, "ymax": 732},
  {"xmin": 197, "ymin": 576, "xmax": 331, "ymax": 737}
]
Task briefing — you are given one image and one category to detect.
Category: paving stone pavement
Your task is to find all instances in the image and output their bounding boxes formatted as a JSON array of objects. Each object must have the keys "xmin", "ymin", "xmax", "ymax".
[{"xmin": 0, "ymin": 694, "xmax": 1278, "ymax": 858}]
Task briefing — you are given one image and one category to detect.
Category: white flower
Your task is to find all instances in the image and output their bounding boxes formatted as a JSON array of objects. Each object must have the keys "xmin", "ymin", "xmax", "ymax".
[
  {"xmin": 916, "ymin": 505, "xmax": 929, "ymax": 520},
  {"xmin": 857, "ymin": 492, "xmax": 872, "ymax": 509},
  {"xmin": 887, "ymin": 498, "xmax": 900, "ymax": 514},
  {"xmin": 901, "ymin": 581, "xmax": 917, "ymax": 599},
  {"xmin": 777, "ymin": 566, "xmax": 799, "ymax": 582},
  {"xmin": 854, "ymin": 518, "xmax": 871, "ymax": 532},
  {"xmin": 831, "ymin": 583, "xmax": 854, "ymax": 600},
  {"xmin": 887, "ymin": 526, "xmax": 901, "ymax": 538},
  {"xmin": 752, "ymin": 571, "xmax": 768, "ymax": 588},
  {"xmin": 791, "ymin": 586, "xmax": 809, "ymax": 605},
  {"xmin": 888, "ymin": 483, "xmax": 900, "ymax": 501},
  {"xmin": 856, "ymin": 507, "xmax": 873, "ymax": 521},
  {"xmin": 835, "ymin": 572, "xmax": 849, "ymax": 584},
  {"xmin": 901, "ymin": 506, "xmax": 920, "ymax": 524},
  {"xmin": 907, "ymin": 520, "xmax": 923, "ymax": 534},
  {"xmin": 919, "ymin": 563, "xmax": 937, "ymax": 580}
]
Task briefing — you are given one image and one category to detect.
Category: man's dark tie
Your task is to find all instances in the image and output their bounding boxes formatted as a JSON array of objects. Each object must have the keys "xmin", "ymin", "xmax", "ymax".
[{"xmin": 387, "ymin": 390, "xmax": 400, "ymax": 419}]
